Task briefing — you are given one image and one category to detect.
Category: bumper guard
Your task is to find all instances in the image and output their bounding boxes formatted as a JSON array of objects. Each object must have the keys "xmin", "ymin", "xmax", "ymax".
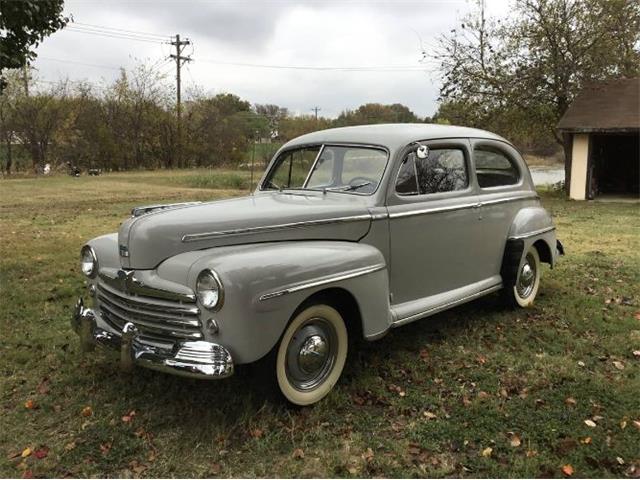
[{"xmin": 71, "ymin": 298, "xmax": 234, "ymax": 379}]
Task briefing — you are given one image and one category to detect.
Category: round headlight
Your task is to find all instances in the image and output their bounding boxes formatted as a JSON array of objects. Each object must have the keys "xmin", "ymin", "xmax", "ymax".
[
  {"xmin": 80, "ymin": 246, "xmax": 98, "ymax": 278},
  {"xmin": 196, "ymin": 269, "xmax": 224, "ymax": 310}
]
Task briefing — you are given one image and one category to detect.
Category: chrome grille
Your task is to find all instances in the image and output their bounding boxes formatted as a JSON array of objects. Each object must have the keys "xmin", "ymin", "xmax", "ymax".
[{"xmin": 97, "ymin": 283, "xmax": 202, "ymax": 342}]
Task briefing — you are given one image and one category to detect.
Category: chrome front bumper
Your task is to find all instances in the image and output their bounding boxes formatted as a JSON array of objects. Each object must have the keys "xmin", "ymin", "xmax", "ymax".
[{"xmin": 71, "ymin": 298, "xmax": 234, "ymax": 379}]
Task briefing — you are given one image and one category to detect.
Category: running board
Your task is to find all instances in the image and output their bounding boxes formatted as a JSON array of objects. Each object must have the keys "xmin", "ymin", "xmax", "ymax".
[{"xmin": 390, "ymin": 281, "xmax": 503, "ymax": 328}]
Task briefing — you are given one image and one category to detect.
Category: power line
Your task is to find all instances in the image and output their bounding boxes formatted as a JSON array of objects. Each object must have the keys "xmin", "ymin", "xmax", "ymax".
[
  {"xmin": 65, "ymin": 26, "xmax": 164, "ymax": 44},
  {"xmin": 73, "ymin": 21, "xmax": 168, "ymax": 39}
]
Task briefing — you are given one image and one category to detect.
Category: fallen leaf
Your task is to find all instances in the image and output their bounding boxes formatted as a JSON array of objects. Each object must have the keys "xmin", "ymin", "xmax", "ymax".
[
  {"xmin": 578, "ymin": 361, "xmax": 586, "ymax": 367},
  {"xmin": 509, "ymin": 434, "xmax": 522, "ymax": 448},
  {"xmin": 592, "ymin": 415, "xmax": 604, "ymax": 422},
  {"xmin": 635, "ymin": 311, "xmax": 640, "ymax": 321},
  {"xmin": 347, "ymin": 466, "xmax": 358, "ymax": 475},
  {"xmin": 33, "ymin": 447, "xmax": 48, "ymax": 459},
  {"xmin": 477, "ymin": 355, "xmax": 487, "ymax": 365},
  {"xmin": 24, "ymin": 400, "xmax": 36, "ymax": 410},
  {"xmin": 633, "ymin": 350, "xmax": 640, "ymax": 358},
  {"xmin": 21, "ymin": 448, "xmax": 31, "ymax": 458},
  {"xmin": 526, "ymin": 450, "xmax": 538, "ymax": 457},
  {"xmin": 565, "ymin": 397, "xmax": 577, "ymax": 406},
  {"xmin": 21, "ymin": 470, "xmax": 34, "ymax": 479},
  {"xmin": 121, "ymin": 410, "xmax": 136, "ymax": 423},
  {"xmin": 100, "ymin": 443, "xmax": 111, "ymax": 455},
  {"xmin": 478, "ymin": 391, "xmax": 490, "ymax": 400},
  {"xmin": 362, "ymin": 447, "xmax": 374, "ymax": 462},
  {"xmin": 249, "ymin": 428, "xmax": 264, "ymax": 439},
  {"xmin": 64, "ymin": 441, "xmax": 76, "ymax": 451},
  {"xmin": 620, "ymin": 420, "xmax": 627, "ymax": 429},
  {"xmin": 613, "ymin": 361, "xmax": 625, "ymax": 370},
  {"xmin": 423, "ymin": 411, "xmax": 437, "ymax": 420},
  {"xmin": 481, "ymin": 447, "xmax": 493, "ymax": 457},
  {"xmin": 580, "ymin": 437, "xmax": 592, "ymax": 444},
  {"xmin": 562, "ymin": 464, "xmax": 574, "ymax": 476},
  {"xmin": 292, "ymin": 448, "xmax": 304, "ymax": 459},
  {"xmin": 81, "ymin": 406, "xmax": 93, "ymax": 417},
  {"xmin": 632, "ymin": 420, "xmax": 640, "ymax": 430},
  {"xmin": 36, "ymin": 378, "xmax": 50, "ymax": 395},
  {"xmin": 616, "ymin": 457, "xmax": 625, "ymax": 465},
  {"xmin": 584, "ymin": 419, "xmax": 597, "ymax": 428}
]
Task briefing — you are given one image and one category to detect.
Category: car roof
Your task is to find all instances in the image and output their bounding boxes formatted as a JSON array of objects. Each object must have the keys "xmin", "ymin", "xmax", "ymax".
[{"xmin": 282, "ymin": 123, "xmax": 509, "ymax": 151}]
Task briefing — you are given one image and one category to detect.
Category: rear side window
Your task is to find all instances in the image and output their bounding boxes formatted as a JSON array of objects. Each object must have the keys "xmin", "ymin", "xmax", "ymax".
[
  {"xmin": 395, "ymin": 148, "xmax": 468, "ymax": 195},
  {"xmin": 474, "ymin": 147, "xmax": 520, "ymax": 188}
]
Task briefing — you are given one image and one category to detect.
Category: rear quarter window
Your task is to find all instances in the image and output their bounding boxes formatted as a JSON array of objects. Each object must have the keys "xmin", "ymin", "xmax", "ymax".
[{"xmin": 474, "ymin": 147, "xmax": 520, "ymax": 188}]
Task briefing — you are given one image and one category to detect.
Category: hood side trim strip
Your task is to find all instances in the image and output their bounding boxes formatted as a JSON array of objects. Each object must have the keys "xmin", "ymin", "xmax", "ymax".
[
  {"xmin": 259, "ymin": 263, "xmax": 386, "ymax": 301},
  {"xmin": 181, "ymin": 214, "xmax": 372, "ymax": 243}
]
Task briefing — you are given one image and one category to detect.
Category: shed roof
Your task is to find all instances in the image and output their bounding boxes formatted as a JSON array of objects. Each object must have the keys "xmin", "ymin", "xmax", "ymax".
[
  {"xmin": 283, "ymin": 123, "xmax": 507, "ymax": 152},
  {"xmin": 557, "ymin": 78, "xmax": 640, "ymax": 132}
]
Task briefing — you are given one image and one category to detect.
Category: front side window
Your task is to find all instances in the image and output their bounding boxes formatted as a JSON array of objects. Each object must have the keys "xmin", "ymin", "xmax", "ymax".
[
  {"xmin": 395, "ymin": 148, "xmax": 468, "ymax": 195},
  {"xmin": 262, "ymin": 145, "xmax": 388, "ymax": 195},
  {"xmin": 474, "ymin": 147, "xmax": 520, "ymax": 188}
]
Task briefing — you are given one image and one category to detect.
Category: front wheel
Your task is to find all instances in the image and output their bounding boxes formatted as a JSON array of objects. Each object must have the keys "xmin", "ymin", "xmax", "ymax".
[
  {"xmin": 276, "ymin": 304, "xmax": 348, "ymax": 406},
  {"xmin": 507, "ymin": 246, "xmax": 541, "ymax": 308}
]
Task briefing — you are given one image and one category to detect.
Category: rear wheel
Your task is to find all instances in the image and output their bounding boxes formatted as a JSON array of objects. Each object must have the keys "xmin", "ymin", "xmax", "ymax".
[
  {"xmin": 276, "ymin": 304, "xmax": 348, "ymax": 406},
  {"xmin": 507, "ymin": 246, "xmax": 541, "ymax": 308}
]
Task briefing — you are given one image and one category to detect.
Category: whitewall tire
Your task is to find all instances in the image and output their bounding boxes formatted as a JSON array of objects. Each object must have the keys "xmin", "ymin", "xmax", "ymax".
[
  {"xmin": 511, "ymin": 246, "xmax": 541, "ymax": 308},
  {"xmin": 276, "ymin": 304, "xmax": 348, "ymax": 406}
]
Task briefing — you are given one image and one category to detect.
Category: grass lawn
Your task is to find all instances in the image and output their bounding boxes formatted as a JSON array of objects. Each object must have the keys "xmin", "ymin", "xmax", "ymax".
[{"xmin": 0, "ymin": 172, "xmax": 638, "ymax": 478}]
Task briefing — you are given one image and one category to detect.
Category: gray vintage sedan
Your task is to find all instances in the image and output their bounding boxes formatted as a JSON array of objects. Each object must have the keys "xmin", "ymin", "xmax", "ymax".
[{"xmin": 72, "ymin": 124, "xmax": 563, "ymax": 405}]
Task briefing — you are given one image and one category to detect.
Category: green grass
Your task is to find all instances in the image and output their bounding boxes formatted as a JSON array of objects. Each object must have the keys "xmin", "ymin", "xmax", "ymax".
[{"xmin": 0, "ymin": 173, "xmax": 638, "ymax": 478}]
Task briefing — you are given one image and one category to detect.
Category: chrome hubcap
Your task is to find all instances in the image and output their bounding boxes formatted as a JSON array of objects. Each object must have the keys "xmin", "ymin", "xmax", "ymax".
[
  {"xmin": 516, "ymin": 253, "xmax": 537, "ymax": 298},
  {"xmin": 286, "ymin": 318, "xmax": 336, "ymax": 391}
]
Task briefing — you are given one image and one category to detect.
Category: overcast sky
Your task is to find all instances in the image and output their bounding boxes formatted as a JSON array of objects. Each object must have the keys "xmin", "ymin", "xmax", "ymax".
[{"xmin": 32, "ymin": 0, "xmax": 510, "ymax": 118}]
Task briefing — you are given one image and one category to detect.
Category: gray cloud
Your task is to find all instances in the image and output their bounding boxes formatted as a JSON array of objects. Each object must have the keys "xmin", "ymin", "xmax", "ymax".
[{"xmin": 32, "ymin": 0, "xmax": 511, "ymax": 118}]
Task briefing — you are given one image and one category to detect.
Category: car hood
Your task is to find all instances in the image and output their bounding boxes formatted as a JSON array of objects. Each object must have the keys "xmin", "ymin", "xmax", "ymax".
[{"xmin": 118, "ymin": 191, "xmax": 373, "ymax": 269}]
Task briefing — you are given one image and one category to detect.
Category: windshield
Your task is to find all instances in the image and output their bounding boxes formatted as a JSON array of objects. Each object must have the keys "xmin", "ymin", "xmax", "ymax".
[{"xmin": 262, "ymin": 145, "xmax": 388, "ymax": 195}]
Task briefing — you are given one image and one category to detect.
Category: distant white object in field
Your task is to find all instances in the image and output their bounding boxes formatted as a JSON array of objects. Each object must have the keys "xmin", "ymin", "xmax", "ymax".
[{"xmin": 44, "ymin": 164, "xmax": 51, "ymax": 175}]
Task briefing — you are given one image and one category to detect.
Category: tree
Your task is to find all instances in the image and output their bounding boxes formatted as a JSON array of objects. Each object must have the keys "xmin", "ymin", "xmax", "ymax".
[
  {"xmin": 0, "ymin": 0, "xmax": 69, "ymax": 91},
  {"xmin": 433, "ymin": 0, "xmax": 640, "ymax": 175},
  {"xmin": 255, "ymin": 103, "xmax": 288, "ymax": 139},
  {"xmin": 334, "ymin": 103, "xmax": 421, "ymax": 126}
]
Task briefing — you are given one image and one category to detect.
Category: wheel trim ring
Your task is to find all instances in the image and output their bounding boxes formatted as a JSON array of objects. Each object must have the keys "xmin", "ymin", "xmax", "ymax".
[
  {"xmin": 516, "ymin": 252, "xmax": 537, "ymax": 298},
  {"xmin": 285, "ymin": 317, "xmax": 338, "ymax": 392}
]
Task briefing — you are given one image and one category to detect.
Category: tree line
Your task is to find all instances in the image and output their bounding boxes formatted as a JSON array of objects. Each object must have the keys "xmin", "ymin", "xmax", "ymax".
[
  {"xmin": 1, "ymin": 0, "xmax": 638, "ymax": 175},
  {"xmin": 0, "ymin": 65, "xmax": 429, "ymax": 174}
]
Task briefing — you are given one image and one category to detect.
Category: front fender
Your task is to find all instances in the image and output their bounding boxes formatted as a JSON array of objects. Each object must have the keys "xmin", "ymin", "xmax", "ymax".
[{"xmin": 159, "ymin": 241, "xmax": 390, "ymax": 364}]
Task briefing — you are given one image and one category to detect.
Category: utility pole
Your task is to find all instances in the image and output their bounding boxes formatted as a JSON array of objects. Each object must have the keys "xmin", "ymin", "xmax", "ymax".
[
  {"xmin": 170, "ymin": 34, "xmax": 191, "ymax": 167},
  {"xmin": 311, "ymin": 106, "xmax": 321, "ymax": 122}
]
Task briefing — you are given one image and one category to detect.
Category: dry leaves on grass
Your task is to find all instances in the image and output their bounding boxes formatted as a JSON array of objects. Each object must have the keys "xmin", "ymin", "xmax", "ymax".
[
  {"xmin": 584, "ymin": 419, "xmax": 597, "ymax": 428},
  {"xmin": 292, "ymin": 448, "xmax": 304, "ymax": 459},
  {"xmin": 565, "ymin": 397, "xmax": 577, "ymax": 406},
  {"xmin": 508, "ymin": 433, "xmax": 522, "ymax": 448},
  {"xmin": 21, "ymin": 448, "xmax": 31, "ymax": 458},
  {"xmin": 481, "ymin": 447, "xmax": 493, "ymax": 457},
  {"xmin": 33, "ymin": 447, "xmax": 48, "ymax": 459},
  {"xmin": 562, "ymin": 464, "xmax": 574, "ymax": 476},
  {"xmin": 387, "ymin": 384, "xmax": 406, "ymax": 397},
  {"xmin": 249, "ymin": 428, "xmax": 264, "ymax": 439},
  {"xmin": 24, "ymin": 400, "xmax": 36, "ymax": 410},
  {"xmin": 423, "ymin": 411, "xmax": 437, "ymax": 420},
  {"xmin": 121, "ymin": 410, "xmax": 136, "ymax": 423},
  {"xmin": 81, "ymin": 406, "xmax": 93, "ymax": 417},
  {"xmin": 612, "ymin": 361, "xmax": 625, "ymax": 370}
]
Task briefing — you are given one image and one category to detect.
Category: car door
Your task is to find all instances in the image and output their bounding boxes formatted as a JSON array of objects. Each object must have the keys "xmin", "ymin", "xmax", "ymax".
[{"xmin": 386, "ymin": 138, "xmax": 483, "ymax": 308}]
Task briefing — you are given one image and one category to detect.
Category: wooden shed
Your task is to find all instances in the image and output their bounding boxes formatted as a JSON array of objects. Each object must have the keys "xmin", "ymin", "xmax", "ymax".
[{"xmin": 557, "ymin": 78, "xmax": 639, "ymax": 200}]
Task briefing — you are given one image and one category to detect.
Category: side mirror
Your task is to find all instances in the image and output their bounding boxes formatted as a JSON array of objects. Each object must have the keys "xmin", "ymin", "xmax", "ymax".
[{"xmin": 409, "ymin": 142, "xmax": 429, "ymax": 159}]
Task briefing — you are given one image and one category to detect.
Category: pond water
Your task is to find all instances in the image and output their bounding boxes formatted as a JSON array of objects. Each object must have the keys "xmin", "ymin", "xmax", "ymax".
[{"xmin": 529, "ymin": 167, "xmax": 565, "ymax": 186}]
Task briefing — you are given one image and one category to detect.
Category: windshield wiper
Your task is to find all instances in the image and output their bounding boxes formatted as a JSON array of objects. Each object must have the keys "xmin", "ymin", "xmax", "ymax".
[{"xmin": 325, "ymin": 181, "xmax": 372, "ymax": 192}]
